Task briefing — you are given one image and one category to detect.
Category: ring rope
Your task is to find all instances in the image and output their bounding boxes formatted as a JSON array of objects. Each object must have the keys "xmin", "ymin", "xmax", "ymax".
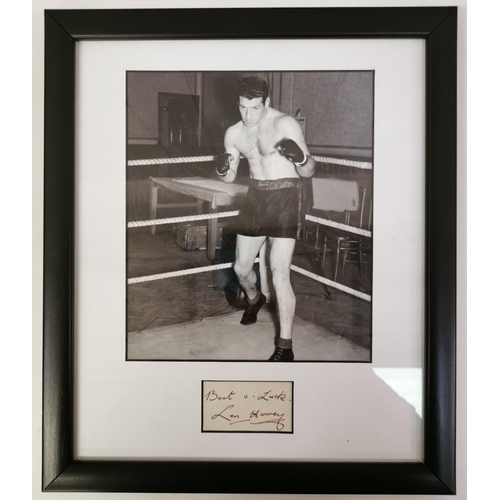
[
  {"xmin": 127, "ymin": 155, "xmax": 372, "ymax": 170},
  {"xmin": 311, "ymin": 156, "xmax": 372, "ymax": 169},
  {"xmin": 128, "ymin": 211, "xmax": 371, "ymax": 238},
  {"xmin": 305, "ymin": 215, "xmax": 372, "ymax": 238},
  {"xmin": 128, "ymin": 262, "xmax": 235, "ymax": 284},
  {"xmin": 127, "ymin": 210, "xmax": 240, "ymax": 228},
  {"xmin": 128, "ymin": 156, "xmax": 216, "ymax": 166},
  {"xmin": 127, "ymin": 259, "xmax": 370, "ymax": 302},
  {"xmin": 290, "ymin": 265, "xmax": 371, "ymax": 302}
]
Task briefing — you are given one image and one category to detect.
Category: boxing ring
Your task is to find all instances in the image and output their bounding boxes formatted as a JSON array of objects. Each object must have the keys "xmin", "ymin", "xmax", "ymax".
[
  {"xmin": 126, "ymin": 153, "xmax": 373, "ymax": 360},
  {"xmin": 128, "ymin": 154, "xmax": 372, "ymax": 303}
]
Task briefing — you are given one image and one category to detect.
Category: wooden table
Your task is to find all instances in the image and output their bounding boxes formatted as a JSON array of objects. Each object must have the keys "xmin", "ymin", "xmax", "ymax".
[{"xmin": 149, "ymin": 176, "xmax": 249, "ymax": 260}]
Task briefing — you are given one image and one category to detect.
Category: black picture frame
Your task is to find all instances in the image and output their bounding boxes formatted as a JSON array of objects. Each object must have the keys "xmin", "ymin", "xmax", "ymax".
[{"xmin": 43, "ymin": 7, "xmax": 457, "ymax": 495}]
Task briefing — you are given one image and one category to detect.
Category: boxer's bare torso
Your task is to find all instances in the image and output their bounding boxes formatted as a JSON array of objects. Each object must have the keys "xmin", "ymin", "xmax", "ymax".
[
  {"xmin": 222, "ymin": 102, "xmax": 312, "ymax": 182},
  {"xmin": 227, "ymin": 109, "xmax": 299, "ymax": 180}
]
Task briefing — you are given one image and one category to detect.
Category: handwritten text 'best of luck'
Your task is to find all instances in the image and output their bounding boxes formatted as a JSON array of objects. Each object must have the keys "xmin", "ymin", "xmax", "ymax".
[{"xmin": 204, "ymin": 388, "xmax": 290, "ymax": 431}]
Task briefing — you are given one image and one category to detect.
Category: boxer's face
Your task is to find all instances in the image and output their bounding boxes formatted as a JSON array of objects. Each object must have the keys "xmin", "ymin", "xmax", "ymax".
[{"xmin": 238, "ymin": 96, "xmax": 269, "ymax": 127}]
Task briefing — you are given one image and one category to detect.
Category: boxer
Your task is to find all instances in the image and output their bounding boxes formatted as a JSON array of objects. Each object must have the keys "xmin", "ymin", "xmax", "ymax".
[{"xmin": 216, "ymin": 76, "xmax": 315, "ymax": 361}]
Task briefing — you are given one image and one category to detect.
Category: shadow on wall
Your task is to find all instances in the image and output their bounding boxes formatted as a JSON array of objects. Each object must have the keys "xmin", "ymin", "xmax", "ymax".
[
  {"xmin": 201, "ymin": 71, "xmax": 270, "ymax": 149},
  {"xmin": 201, "ymin": 72, "xmax": 242, "ymax": 148}
]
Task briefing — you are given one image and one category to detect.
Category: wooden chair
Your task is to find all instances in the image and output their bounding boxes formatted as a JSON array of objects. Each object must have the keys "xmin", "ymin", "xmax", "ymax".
[{"xmin": 310, "ymin": 177, "xmax": 370, "ymax": 281}]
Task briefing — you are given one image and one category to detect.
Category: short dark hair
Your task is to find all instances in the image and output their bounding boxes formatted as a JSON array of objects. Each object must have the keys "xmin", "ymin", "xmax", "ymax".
[{"xmin": 236, "ymin": 76, "xmax": 269, "ymax": 102}]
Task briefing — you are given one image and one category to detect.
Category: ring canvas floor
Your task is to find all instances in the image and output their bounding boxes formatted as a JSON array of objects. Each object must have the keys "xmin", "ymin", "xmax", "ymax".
[{"xmin": 127, "ymin": 306, "xmax": 370, "ymax": 361}]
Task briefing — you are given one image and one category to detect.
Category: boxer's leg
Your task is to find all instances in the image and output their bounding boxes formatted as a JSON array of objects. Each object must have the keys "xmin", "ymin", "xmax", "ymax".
[
  {"xmin": 234, "ymin": 234, "xmax": 267, "ymax": 325},
  {"xmin": 268, "ymin": 236, "xmax": 296, "ymax": 361}
]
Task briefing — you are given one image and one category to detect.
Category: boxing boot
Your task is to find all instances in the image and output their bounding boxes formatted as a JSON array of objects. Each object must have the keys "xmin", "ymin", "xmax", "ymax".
[
  {"xmin": 240, "ymin": 292, "xmax": 266, "ymax": 325},
  {"xmin": 268, "ymin": 346, "xmax": 294, "ymax": 362}
]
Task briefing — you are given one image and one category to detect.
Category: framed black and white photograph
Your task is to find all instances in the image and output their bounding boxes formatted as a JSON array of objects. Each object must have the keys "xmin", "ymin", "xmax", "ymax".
[
  {"xmin": 126, "ymin": 70, "xmax": 374, "ymax": 362},
  {"xmin": 35, "ymin": 3, "xmax": 463, "ymax": 498}
]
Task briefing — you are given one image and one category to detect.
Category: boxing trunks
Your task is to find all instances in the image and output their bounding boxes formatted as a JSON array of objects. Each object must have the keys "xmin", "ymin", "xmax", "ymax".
[{"xmin": 237, "ymin": 177, "xmax": 302, "ymax": 239}]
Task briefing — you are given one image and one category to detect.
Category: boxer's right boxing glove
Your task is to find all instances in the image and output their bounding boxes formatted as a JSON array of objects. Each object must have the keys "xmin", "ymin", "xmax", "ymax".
[{"xmin": 215, "ymin": 153, "xmax": 232, "ymax": 176}]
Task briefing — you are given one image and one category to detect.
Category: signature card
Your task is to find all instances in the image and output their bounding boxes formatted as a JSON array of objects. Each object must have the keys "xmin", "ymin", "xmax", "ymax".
[{"xmin": 202, "ymin": 381, "xmax": 293, "ymax": 433}]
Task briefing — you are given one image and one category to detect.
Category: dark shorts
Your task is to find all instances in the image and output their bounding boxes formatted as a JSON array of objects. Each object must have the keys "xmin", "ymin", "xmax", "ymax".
[{"xmin": 237, "ymin": 178, "xmax": 302, "ymax": 239}]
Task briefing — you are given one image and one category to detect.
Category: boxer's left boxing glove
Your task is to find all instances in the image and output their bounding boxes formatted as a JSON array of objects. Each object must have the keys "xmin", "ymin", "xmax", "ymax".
[
  {"xmin": 215, "ymin": 153, "xmax": 232, "ymax": 176},
  {"xmin": 277, "ymin": 139, "xmax": 307, "ymax": 166}
]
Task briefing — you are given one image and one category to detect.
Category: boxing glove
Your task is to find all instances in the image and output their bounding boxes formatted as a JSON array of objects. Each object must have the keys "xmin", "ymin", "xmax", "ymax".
[
  {"xmin": 215, "ymin": 153, "xmax": 232, "ymax": 176},
  {"xmin": 277, "ymin": 139, "xmax": 307, "ymax": 166}
]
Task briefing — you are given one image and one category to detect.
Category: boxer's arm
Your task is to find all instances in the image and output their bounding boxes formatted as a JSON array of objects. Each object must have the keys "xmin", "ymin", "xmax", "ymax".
[
  {"xmin": 218, "ymin": 127, "xmax": 241, "ymax": 183},
  {"xmin": 276, "ymin": 116, "xmax": 315, "ymax": 178}
]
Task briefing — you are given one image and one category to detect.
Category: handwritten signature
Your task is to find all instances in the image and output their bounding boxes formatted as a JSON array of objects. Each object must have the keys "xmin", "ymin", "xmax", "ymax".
[{"xmin": 211, "ymin": 404, "xmax": 286, "ymax": 431}]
